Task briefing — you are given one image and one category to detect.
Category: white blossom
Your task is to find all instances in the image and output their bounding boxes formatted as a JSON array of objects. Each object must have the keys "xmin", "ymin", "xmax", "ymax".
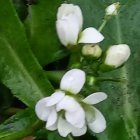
[
  {"xmin": 56, "ymin": 4, "xmax": 104, "ymax": 47},
  {"xmin": 104, "ymin": 44, "xmax": 131, "ymax": 68},
  {"xmin": 35, "ymin": 69, "xmax": 107, "ymax": 137}
]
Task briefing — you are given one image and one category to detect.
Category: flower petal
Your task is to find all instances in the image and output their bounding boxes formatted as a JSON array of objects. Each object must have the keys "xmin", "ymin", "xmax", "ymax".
[
  {"xmin": 78, "ymin": 27, "xmax": 104, "ymax": 44},
  {"xmin": 85, "ymin": 106, "xmax": 95, "ymax": 123},
  {"xmin": 56, "ymin": 15, "xmax": 80, "ymax": 46},
  {"xmin": 46, "ymin": 107, "xmax": 58, "ymax": 127},
  {"xmin": 35, "ymin": 97, "xmax": 51, "ymax": 121},
  {"xmin": 46, "ymin": 91, "xmax": 65, "ymax": 107},
  {"xmin": 58, "ymin": 116, "xmax": 72, "ymax": 137},
  {"xmin": 104, "ymin": 44, "xmax": 131, "ymax": 68},
  {"xmin": 57, "ymin": 4, "xmax": 83, "ymax": 29},
  {"xmin": 46, "ymin": 122, "xmax": 57, "ymax": 131},
  {"xmin": 71, "ymin": 125, "xmax": 87, "ymax": 136},
  {"xmin": 83, "ymin": 92, "xmax": 107, "ymax": 105},
  {"xmin": 65, "ymin": 106, "xmax": 85, "ymax": 128},
  {"xmin": 88, "ymin": 107, "xmax": 106, "ymax": 133},
  {"xmin": 60, "ymin": 69, "xmax": 85, "ymax": 94},
  {"xmin": 58, "ymin": 116, "xmax": 87, "ymax": 137},
  {"xmin": 56, "ymin": 96, "xmax": 80, "ymax": 112}
]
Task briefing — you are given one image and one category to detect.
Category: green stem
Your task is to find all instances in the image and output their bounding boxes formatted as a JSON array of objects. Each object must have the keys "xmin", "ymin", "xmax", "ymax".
[
  {"xmin": 86, "ymin": 76, "xmax": 125, "ymax": 87},
  {"xmin": 4, "ymin": 107, "xmax": 23, "ymax": 115},
  {"xmin": 68, "ymin": 49, "xmax": 81, "ymax": 69},
  {"xmin": 96, "ymin": 77, "xmax": 126, "ymax": 83},
  {"xmin": 68, "ymin": 134, "xmax": 74, "ymax": 140},
  {"xmin": 98, "ymin": 14, "xmax": 115, "ymax": 32},
  {"xmin": 98, "ymin": 18, "xmax": 108, "ymax": 32}
]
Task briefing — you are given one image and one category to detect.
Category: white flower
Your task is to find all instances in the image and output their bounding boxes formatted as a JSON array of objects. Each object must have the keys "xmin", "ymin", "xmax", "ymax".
[
  {"xmin": 104, "ymin": 44, "xmax": 131, "ymax": 68},
  {"xmin": 35, "ymin": 69, "xmax": 107, "ymax": 137},
  {"xmin": 105, "ymin": 2, "xmax": 120, "ymax": 16},
  {"xmin": 82, "ymin": 44, "xmax": 102, "ymax": 58},
  {"xmin": 56, "ymin": 4, "xmax": 104, "ymax": 46}
]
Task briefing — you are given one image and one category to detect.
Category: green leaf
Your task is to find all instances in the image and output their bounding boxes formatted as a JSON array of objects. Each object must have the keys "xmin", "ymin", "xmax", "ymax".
[
  {"xmin": 0, "ymin": 109, "xmax": 41, "ymax": 140},
  {"xmin": 12, "ymin": 0, "xmax": 28, "ymax": 21},
  {"xmin": 69, "ymin": 0, "xmax": 140, "ymax": 140},
  {"xmin": 97, "ymin": 0, "xmax": 140, "ymax": 140},
  {"xmin": 0, "ymin": 0, "xmax": 54, "ymax": 107},
  {"xmin": 0, "ymin": 83, "xmax": 13, "ymax": 122},
  {"xmin": 25, "ymin": 0, "xmax": 68, "ymax": 66}
]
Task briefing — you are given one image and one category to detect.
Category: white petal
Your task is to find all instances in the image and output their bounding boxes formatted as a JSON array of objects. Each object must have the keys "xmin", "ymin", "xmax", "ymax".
[
  {"xmin": 46, "ymin": 91, "xmax": 65, "ymax": 106},
  {"xmin": 58, "ymin": 116, "xmax": 72, "ymax": 137},
  {"xmin": 35, "ymin": 97, "xmax": 51, "ymax": 121},
  {"xmin": 58, "ymin": 116, "xmax": 87, "ymax": 137},
  {"xmin": 73, "ymin": 5, "xmax": 83, "ymax": 29},
  {"xmin": 71, "ymin": 125, "xmax": 87, "ymax": 136},
  {"xmin": 60, "ymin": 69, "xmax": 85, "ymax": 94},
  {"xmin": 83, "ymin": 92, "xmax": 107, "ymax": 105},
  {"xmin": 57, "ymin": 4, "xmax": 83, "ymax": 29},
  {"xmin": 46, "ymin": 122, "xmax": 57, "ymax": 131},
  {"xmin": 56, "ymin": 15, "xmax": 80, "ymax": 46},
  {"xmin": 56, "ymin": 96, "xmax": 81, "ymax": 112},
  {"xmin": 78, "ymin": 27, "xmax": 104, "ymax": 44},
  {"xmin": 85, "ymin": 106, "xmax": 95, "ymax": 123},
  {"xmin": 105, "ymin": 44, "xmax": 131, "ymax": 68},
  {"xmin": 65, "ymin": 106, "xmax": 85, "ymax": 128},
  {"xmin": 88, "ymin": 107, "xmax": 106, "ymax": 133},
  {"xmin": 46, "ymin": 107, "xmax": 58, "ymax": 127}
]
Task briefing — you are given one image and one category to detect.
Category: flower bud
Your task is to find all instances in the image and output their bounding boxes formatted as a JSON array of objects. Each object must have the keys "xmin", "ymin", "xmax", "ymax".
[
  {"xmin": 105, "ymin": 2, "xmax": 120, "ymax": 16},
  {"xmin": 56, "ymin": 4, "xmax": 83, "ymax": 46},
  {"xmin": 82, "ymin": 44, "xmax": 102, "ymax": 58},
  {"xmin": 104, "ymin": 44, "xmax": 131, "ymax": 68}
]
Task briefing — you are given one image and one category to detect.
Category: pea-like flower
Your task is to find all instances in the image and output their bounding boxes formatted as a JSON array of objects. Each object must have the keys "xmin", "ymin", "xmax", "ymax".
[
  {"xmin": 35, "ymin": 69, "xmax": 107, "ymax": 137},
  {"xmin": 56, "ymin": 4, "xmax": 104, "ymax": 46}
]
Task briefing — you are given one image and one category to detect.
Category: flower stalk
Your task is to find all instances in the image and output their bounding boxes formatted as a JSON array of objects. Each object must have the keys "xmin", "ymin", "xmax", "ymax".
[
  {"xmin": 68, "ymin": 134, "xmax": 74, "ymax": 140},
  {"xmin": 98, "ymin": 17, "xmax": 108, "ymax": 32}
]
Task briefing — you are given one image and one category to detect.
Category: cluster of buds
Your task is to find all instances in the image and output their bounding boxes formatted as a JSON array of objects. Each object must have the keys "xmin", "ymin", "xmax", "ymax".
[{"xmin": 56, "ymin": 3, "xmax": 130, "ymax": 71}]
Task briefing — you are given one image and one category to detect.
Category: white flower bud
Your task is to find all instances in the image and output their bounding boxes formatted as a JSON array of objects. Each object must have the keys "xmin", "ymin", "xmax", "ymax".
[
  {"xmin": 104, "ymin": 44, "xmax": 131, "ymax": 68},
  {"xmin": 82, "ymin": 44, "xmax": 102, "ymax": 58},
  {"xmin": 56, "ymin": 4, "xmax": 83, "ymax": 46},
  {"xmin": 105, "ymin": 2, "xmax": 120, "ymax": 16}
]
